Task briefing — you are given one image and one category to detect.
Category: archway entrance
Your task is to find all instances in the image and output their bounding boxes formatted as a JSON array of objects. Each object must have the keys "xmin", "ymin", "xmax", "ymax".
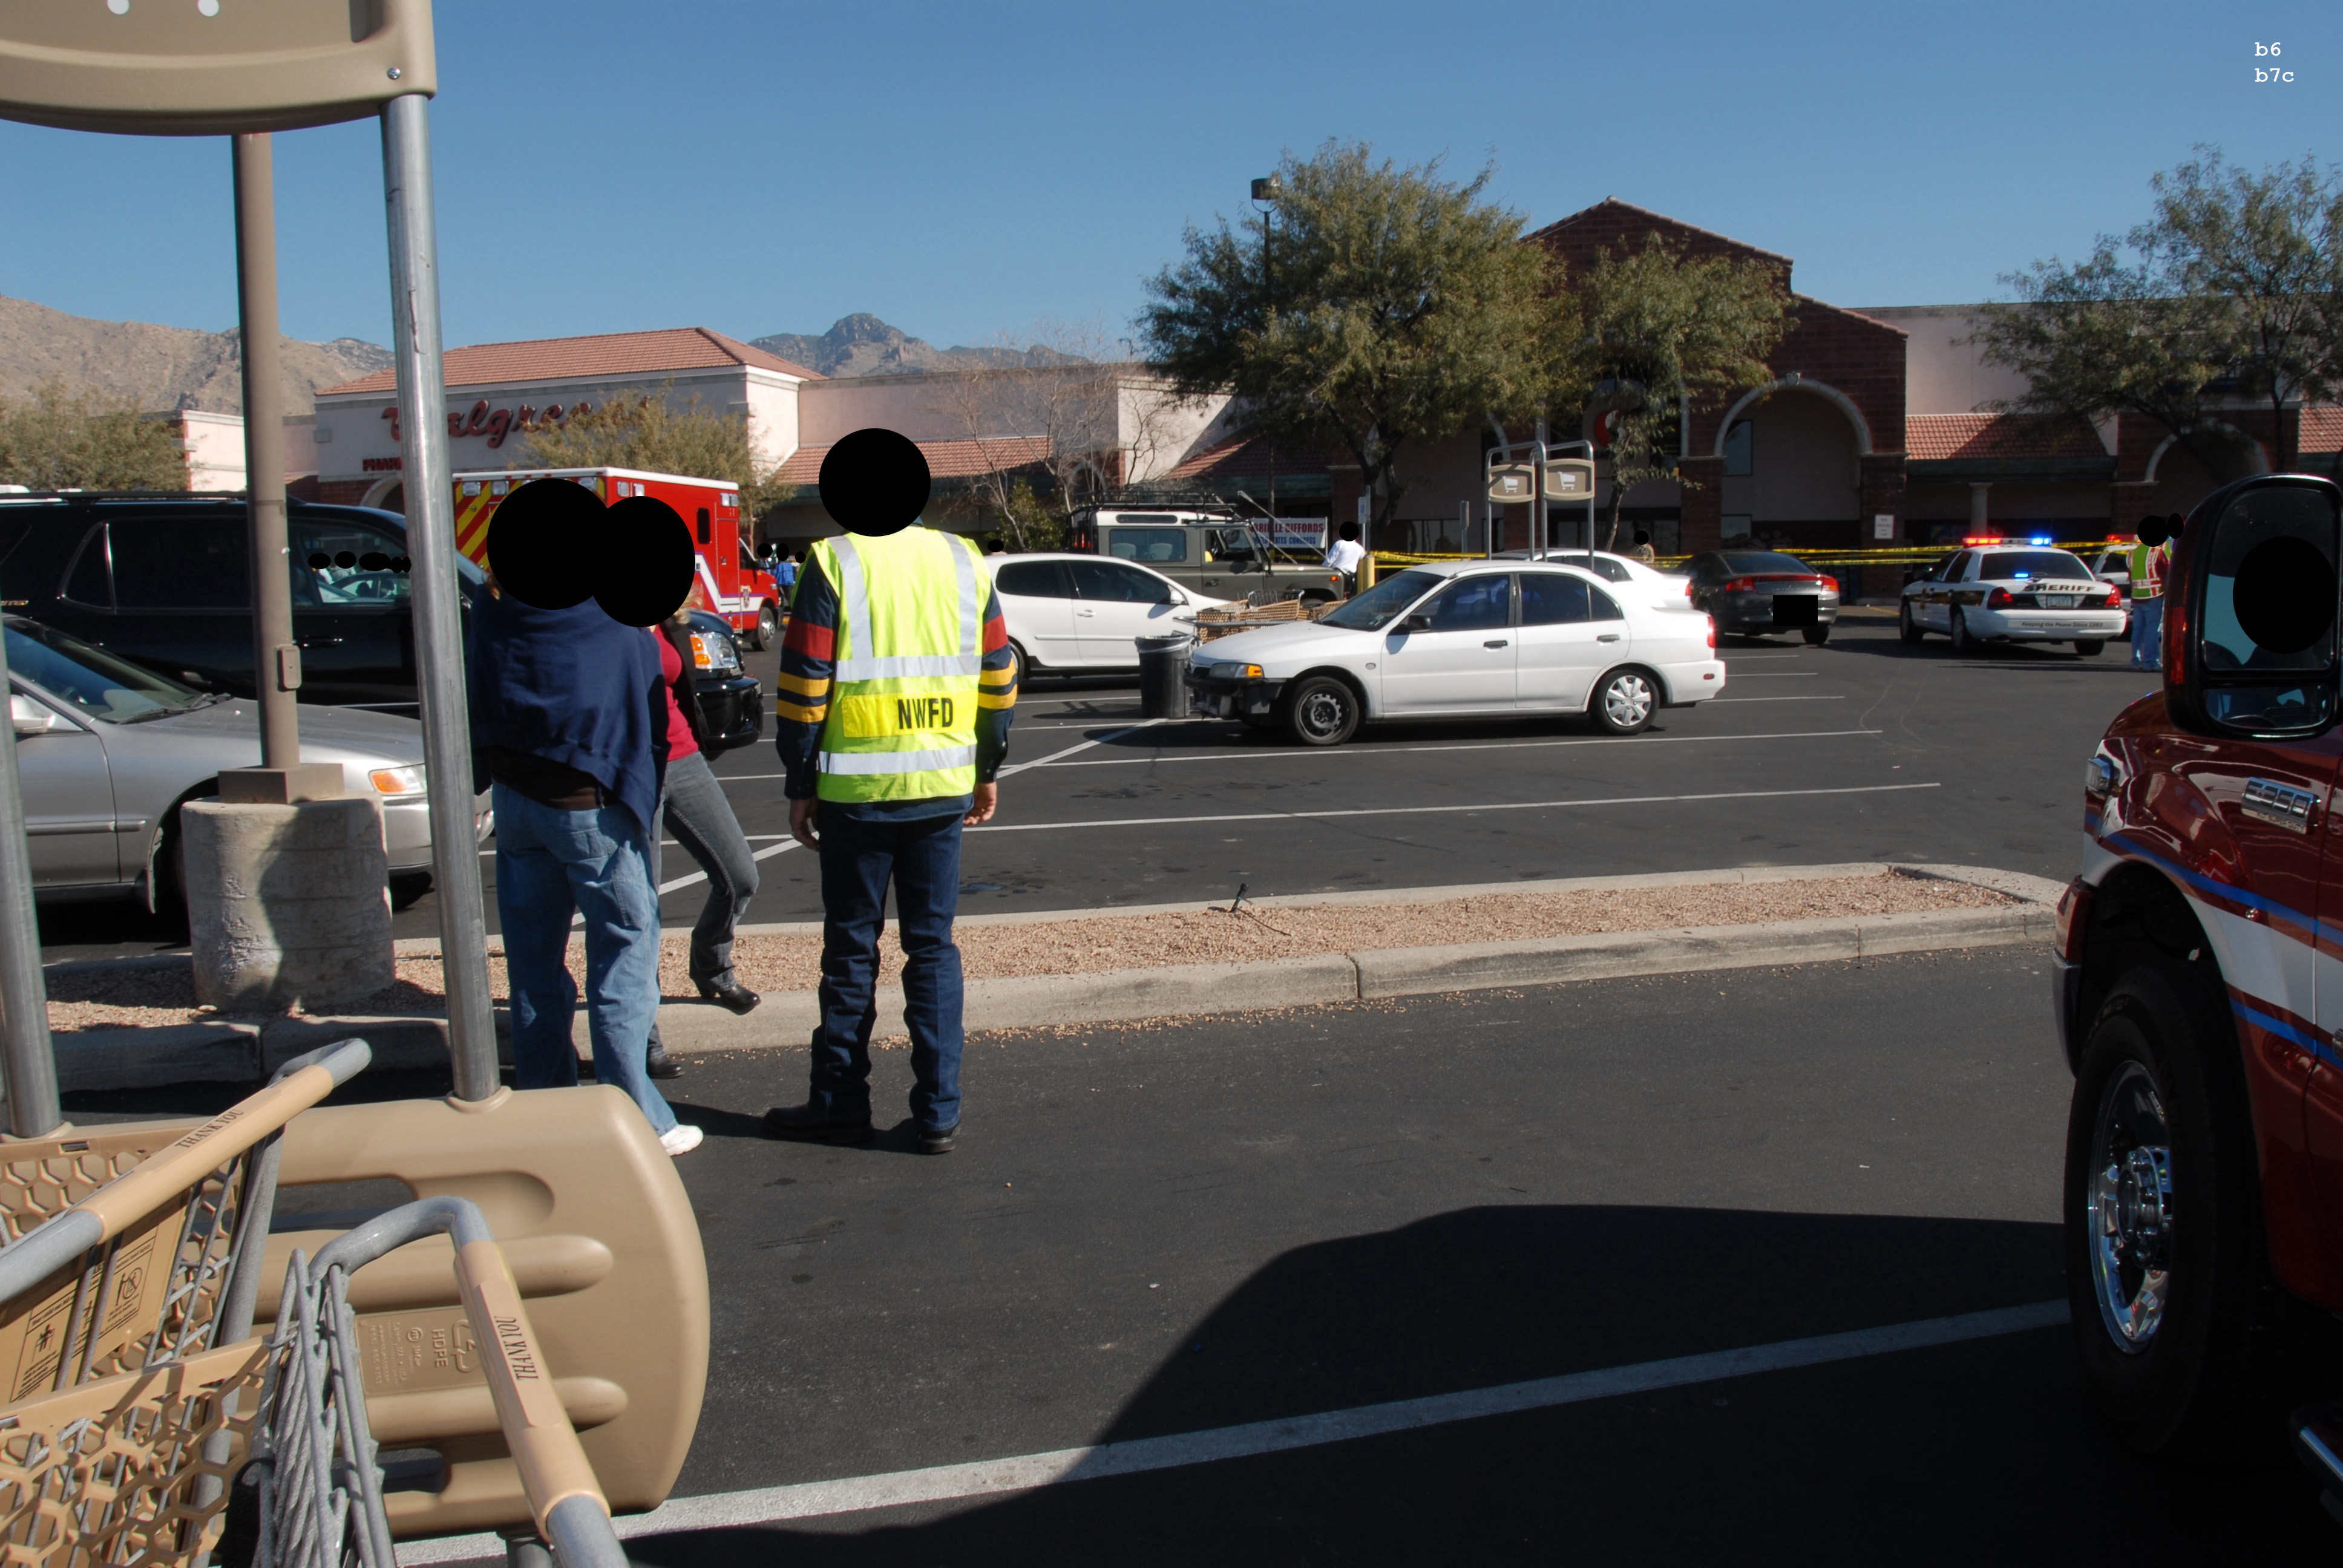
[{"xmin": 1715, "ymin": 385, "xmax": 1863, "ymax": 549}]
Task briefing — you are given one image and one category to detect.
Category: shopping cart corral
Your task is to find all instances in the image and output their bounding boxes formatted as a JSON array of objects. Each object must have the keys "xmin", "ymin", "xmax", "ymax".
[{"xmin": 0, "ymin": 1041, "xmax": 681, "ymax": 1567}]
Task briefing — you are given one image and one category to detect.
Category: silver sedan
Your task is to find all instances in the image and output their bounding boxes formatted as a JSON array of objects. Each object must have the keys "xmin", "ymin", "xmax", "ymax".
[{"xmin": 5, "ymin": 616, "xmax": 487, "ymax": 915}]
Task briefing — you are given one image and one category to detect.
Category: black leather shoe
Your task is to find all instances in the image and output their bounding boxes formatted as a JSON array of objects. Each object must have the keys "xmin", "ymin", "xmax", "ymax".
[
  {"xmin": 698, "ymin": 980, "xmax": 761, "ymax": 1016},
  {"xmin": 644, "ymin": 1041, "xmax": 683, "ymax": 1080},
  {"xmin": 918, "ymin": 1124, "xmax": 958, "ymax": 1155},
  {"xmin": 764, "ymin": 1103, "xmax": 874, "ymax": 1145}
]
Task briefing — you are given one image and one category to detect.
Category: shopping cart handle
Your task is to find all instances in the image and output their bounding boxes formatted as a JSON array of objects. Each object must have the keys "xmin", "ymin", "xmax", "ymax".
[
  {"xmin": 0, "ymin": 1037, "xmax": 372, "ymax": 1307},
  {"xmin": 545, "ymin": 1494, "xmax": 630, "ymax": 1568}
]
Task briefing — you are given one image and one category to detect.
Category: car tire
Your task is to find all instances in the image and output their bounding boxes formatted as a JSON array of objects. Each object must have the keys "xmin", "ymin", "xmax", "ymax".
[
  {"xmin": 1949, "ymin": 608, "xmax": 1979, "ymax": 655},
  {"xmin": 1279, "ymin": 675, "xmax": 1359, "ymax": 747},
  {"xmin": 2075, "ymin": 639, "xmax": 2106, "ymax": 656},
  {"xmin": 1801, "ymin": 625, "xmax": 1830, "ymax": 646},
  {"xmin": 1899, "ymin": 602, "xmax": 1925, "ymax": 642},
  {"xmin": 1590, "ymin": 668, "xmax": 1659, "ymax": 736},
  {"xmin": 1008, "ymin": 640, "xmax": 1032, "ymax": 690},
  {"xmin": 750, "ymin": 604, "xmax": 778, "ymax": 652},
  {"xmin": 2065, "ymin": 966, "xmax": 2284, "ymax": 1461}
]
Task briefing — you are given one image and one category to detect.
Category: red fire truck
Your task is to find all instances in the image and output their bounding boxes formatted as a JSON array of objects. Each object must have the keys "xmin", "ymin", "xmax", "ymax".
[
  {"xmin": 2054, "ymin": 472, "xmax": 2343, "ymax": 1491},
  {"xmin": 452, "ymin": 467, "xmax": 785, "ymax": 647}
]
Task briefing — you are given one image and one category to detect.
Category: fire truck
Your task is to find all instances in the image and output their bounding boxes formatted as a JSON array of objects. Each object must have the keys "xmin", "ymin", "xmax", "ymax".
[
  {"xmin": 2054, "ymin": 472, "xmax": 2343, "ymax": 1491},
  {"xmin": 453, "ymin": 467, "xmax": 785, "ymax": 648}
]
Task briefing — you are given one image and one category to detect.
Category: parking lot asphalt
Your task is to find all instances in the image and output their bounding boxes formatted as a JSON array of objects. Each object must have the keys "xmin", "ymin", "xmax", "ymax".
[
  {"xmin": 388, "ymin": 945, "xmax": 2328, "ymax": 1562},
  {"xmin": 38, "ymin": 612, "xmax": 2148, "ymax": 960}
]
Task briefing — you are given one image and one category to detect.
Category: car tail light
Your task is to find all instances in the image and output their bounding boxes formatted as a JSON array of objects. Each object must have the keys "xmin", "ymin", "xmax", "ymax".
[
  {"xmin": 1723, "ymin": 577, "xmax": 1755, "ymax": 592},
  {"xmin": 1818, "ymin": 575, "xmax": 1838, "ymax": 593},
  {"xmin": 1705, "ymin": 616, "xmax": 1716, "ymax": 650},
  {"xmin": 1986, "ymin": 587, "xmax": 2014, "ymax": 609},
  {"xmin": 2102, "ymin": 586, "xmax": 2123, "ymax": 608},
  {"xmin": 2054, "ymin": 878, "xmax": 2092, "ymax": 964}
]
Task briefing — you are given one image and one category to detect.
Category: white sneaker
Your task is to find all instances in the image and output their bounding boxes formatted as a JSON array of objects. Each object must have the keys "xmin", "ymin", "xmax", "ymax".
[{"xmin": 660, "ymin": 1123, "xmax": 705, "ymax": 1157}]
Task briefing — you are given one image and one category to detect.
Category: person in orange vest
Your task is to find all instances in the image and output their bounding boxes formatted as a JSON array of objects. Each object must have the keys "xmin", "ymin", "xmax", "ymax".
[{"xmin": 2129, "ymin": 515, "xmax": 2177, "ymax": 671}]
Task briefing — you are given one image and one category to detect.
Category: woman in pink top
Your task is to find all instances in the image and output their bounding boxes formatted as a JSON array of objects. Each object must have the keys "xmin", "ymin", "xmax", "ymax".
[{"xmin": 643, "ymin": 614, "xmax": 762, "ymax": 1082}]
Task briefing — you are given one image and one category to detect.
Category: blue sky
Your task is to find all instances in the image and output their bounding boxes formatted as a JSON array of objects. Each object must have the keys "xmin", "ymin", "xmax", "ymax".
[{"xmin": 0, "ymin": 1, "xmax": 2332, "ymax": 353}]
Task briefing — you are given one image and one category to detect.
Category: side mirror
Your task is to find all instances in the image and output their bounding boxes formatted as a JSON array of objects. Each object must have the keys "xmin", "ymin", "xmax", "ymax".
[
  {"xmin": 9, "ymin": 694, "xmax": 57, "ymax": 737},
  {"xmin": 1167, "ymin": 589, "xmax": 1188, "ymax": 606},
  {"xmin": 1398, "ymin": 614, "xmax": 1433, "ymax": 634},
  {"xmin": 2168, "ymin": 476, "xmax": 2343, "ymax": 740}
]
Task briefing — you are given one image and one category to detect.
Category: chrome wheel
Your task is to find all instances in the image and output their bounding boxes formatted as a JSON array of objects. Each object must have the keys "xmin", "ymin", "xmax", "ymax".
[
  {"xmin": 2089, "ymin": 1059, "xmax": 2173, "ymax": 1352},
  {"xmin": 1596, "ymin": 671, "xmax": 1656, "ymax": 734}
]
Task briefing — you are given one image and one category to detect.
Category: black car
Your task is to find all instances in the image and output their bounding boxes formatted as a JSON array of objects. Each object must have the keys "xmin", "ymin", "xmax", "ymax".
[
  {"xmin": 0, "ymin": 492, "xmax": 762, "ymax": 751},
  {"xmin": 1678, "ymin": 549, "xmax": 1843, "ymax": 644}
]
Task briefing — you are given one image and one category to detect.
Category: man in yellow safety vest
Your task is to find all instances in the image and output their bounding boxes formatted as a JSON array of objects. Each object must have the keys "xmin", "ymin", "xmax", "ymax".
[
  {"xmin": 2129, "ymin": 515, "xmax": 2175, "ymax": 671},
  {"xmin": 764, "ymin": 430, "xmax": 1017, "ymax": 1154}
]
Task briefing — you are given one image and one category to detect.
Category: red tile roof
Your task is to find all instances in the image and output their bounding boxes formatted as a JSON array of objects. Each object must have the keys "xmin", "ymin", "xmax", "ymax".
[
  {"xmin": 1907, "ymin": 413, "xmax": 2105, "ymax": 462},
  {"xmin": 1164, "ymin": 432, "xmax": 1339, "ymax": 482},
  {"xmin": 775, "ymin": 435, "xmax": 1051, "ymax": 486},
  {"xmin": 2301, "ymin": 406, "xmax": 2343, "ymax": 454},
  {"xmin": 319, "ymin": 327, "xmax": 821, "ymax": 397}
]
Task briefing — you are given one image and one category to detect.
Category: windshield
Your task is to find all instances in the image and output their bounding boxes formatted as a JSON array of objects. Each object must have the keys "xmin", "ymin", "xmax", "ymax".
[
  {"xmin": 5, "ymin": 617, "xmax": 205, "ymax": 723},
  {"xmin": 1320, "ymin": 569, "xmax": 1441, "ymax": 631},
  {"xmin": 1979, "ymin": 550, "xmax": 2091, "ymax": 581},
  {"xmin": 1719, "ymin": 552, "xmax": 1815, "ymax": 575}
]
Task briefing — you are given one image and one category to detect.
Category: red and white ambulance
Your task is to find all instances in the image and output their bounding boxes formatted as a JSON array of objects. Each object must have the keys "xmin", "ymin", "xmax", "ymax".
[
  {"xmin": 2054, "ymin": 472, "xmax": 2343, "ymax": 1489},
  {"xmin": 451, "ymin": 466, "xmax": 785, "ymax": 647}
]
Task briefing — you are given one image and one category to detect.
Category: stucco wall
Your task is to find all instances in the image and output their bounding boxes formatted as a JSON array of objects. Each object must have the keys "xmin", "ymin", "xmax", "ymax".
[
  {"xmin": 1717, "ymin": 388, "xmax": 1862, "ymax": 522},
  {"xmin": 1855, "ymin": 305, "xmax": 2031, "ymax": 417}
]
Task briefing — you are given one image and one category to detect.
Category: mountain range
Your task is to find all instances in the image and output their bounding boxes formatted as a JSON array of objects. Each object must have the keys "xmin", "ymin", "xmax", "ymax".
[
  {"xmin": 0, "ymin": 293, "xmax": 391, "ymax": 415},
  {"xmin": 0, "ymin": 293, "xmax": 1079, "ymax": 414},
  {"xmin": 750, "ymin": 313, "xmax": 1081, "ymax": 377}
]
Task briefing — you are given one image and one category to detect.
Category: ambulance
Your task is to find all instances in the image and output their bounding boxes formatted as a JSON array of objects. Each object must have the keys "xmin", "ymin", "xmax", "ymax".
[{"xmin": 452, "ymin": 467, "xmax": 785, "ymax": 648}]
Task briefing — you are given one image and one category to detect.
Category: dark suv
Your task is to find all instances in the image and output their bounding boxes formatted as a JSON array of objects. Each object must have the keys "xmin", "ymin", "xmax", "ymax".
[{"xmin": 0, "ymin": 492, "xmax": 762, "ymax": 750}]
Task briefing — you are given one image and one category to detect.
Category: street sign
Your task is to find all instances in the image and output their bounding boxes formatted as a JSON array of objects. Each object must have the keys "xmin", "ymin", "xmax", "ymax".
[
  {"xmin": 1488, "ymin": 465, "xmax": 1536, "ymax": 502},
  {"xmin": 0, "ymin": 0, "xmax": 435, "ymax": 136},
  {"xmin": 1544, "ymin": 460, "xmax": 1595, "ymax": 500}
]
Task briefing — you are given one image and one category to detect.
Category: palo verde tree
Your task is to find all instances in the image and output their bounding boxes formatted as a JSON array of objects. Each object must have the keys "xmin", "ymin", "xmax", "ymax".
[
  {"xmin": 1973, "ymin": 148, "xmax": 2343, "ymax": 475},
  {"xmin": 0, "ymin": 379, "xmax": 189, "ymax": 492},
  {"xmin": 1550, "ymin": 238, "xmax": 1791, "ymax": 549},
  {"xmin": 1138, "ymin": 142, "xmax": 1554, "ymax": 539}
]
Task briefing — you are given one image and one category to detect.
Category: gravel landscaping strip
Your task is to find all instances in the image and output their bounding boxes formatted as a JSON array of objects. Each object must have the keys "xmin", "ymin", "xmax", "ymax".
[{"xmin": 46, "ymin": 869, "xmax": 2011, "ymax": 1035}]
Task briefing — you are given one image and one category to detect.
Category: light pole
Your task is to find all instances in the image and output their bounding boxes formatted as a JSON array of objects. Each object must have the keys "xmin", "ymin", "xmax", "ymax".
[{"xmin": 1251, "ymin": 175, "xmax": 1282, "ymax": 575}]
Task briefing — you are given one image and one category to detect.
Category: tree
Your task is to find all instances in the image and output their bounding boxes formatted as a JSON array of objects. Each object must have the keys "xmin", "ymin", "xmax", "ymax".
[
  {"xmin": 519, "ymin": 384, "xmax": 794, "ymax": 518},
  {"xmin": 1554, "ymin": 238, "xmax": 1791, "ymax": 547},
  {"xmin": 0, "ymin": 379, "xmax": 188, "ymax": 491},
  {"xmin": 1139, "ymin": 142, "xmax": 1555, "ymax": 538},
  {"xmin": 1973, "ymin": 148, "xmax": 2343, "ymax": 474}
]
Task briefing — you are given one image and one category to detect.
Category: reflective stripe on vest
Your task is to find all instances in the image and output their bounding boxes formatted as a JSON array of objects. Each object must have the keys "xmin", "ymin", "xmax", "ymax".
[
  {"xmin": 811, "ymin": 528, "xmax": 986, "ymax": 803},
  {"xmin": 831, "ymin": 533, "xmax": 981, "ymax": 681}
]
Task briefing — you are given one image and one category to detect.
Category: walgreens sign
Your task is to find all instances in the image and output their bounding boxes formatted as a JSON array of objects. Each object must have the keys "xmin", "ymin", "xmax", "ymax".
[{"xmin": 378, "ymin": 399, "xmax": 595, "ymax": 451}]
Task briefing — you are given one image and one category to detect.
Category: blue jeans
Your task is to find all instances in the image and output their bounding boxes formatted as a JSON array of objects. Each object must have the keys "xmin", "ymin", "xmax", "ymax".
[
  {"xmin": 808, "ymin": 807, "xmax": 965, "ymax": 1132},
  {"xmin": 493, "ymin": 783, "xmax": 677, "ymax": 1135},
  {"xmin": 2131, "ymin": 596, "xmax": 2162, "ymax": 670}
]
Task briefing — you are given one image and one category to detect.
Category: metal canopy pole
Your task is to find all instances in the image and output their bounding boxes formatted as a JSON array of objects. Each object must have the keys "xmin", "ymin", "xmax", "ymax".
[
  {"xmin": 381, "ymin": 93, "xmax": 497, "ymax": 1102},
  {"xmin": 231, "ymin": 133, "xmax": 302, "ymax": 774},
  {"xmin": 0, "ymin": 636, "xmax": 61, "ymax": 1138}
]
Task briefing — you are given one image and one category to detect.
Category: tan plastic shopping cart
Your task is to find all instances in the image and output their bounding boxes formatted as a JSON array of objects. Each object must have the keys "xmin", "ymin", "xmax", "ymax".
[{"xmin": 0, "ymin": 1041, "xmax": 627, "ymax": 1568}]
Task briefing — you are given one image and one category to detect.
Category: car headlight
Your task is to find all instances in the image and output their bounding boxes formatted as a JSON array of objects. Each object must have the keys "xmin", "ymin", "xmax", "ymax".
[
  {"xmin": 1217, "ymin": 662, "xmax": 1264, "ymax": 680},
  {"xmin": 369, "ymin": 764, "xmax": 427, "ymax": 797},
  {"xmin": 690, "ymin": 630, "xmax": 742, "ymax": 673}
]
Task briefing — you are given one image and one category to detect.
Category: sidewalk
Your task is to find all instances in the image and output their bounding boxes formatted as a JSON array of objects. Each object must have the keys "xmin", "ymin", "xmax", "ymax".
[{"xmin": 40, "ymin": 863, "xmax": 2056, "ymax": 1090}]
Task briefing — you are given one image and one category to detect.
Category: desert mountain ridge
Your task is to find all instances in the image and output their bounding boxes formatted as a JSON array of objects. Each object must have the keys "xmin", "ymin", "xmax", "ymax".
[{"xmin": 0, "ymin": 292, "xmax": 1086, "ymax": 415}]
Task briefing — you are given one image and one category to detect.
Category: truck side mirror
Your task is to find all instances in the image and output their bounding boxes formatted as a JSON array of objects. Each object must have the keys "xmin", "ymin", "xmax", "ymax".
[{"xmin": 2168, "ymin": 475, "xmax": 2343, "ymax": 740}]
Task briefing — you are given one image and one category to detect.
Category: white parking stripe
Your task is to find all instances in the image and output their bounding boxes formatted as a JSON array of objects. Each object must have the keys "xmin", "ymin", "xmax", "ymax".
[
  {"xmin": 1031, "ymin": 729, "xmax": 1885, "ymax": 769},
  {"xmin": 967, "ymin": 782, "xmax": 1939, "ymax": 834},
  {"xmin": 392, "ymin": 1299, "xmax": 2064, "ymax": 1560}
]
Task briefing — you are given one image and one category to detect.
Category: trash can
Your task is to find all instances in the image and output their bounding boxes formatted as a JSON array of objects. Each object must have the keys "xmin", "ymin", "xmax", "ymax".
[{"xmin": 1136, "ymin": 632, "xmax": 1193, "ymax": 719}]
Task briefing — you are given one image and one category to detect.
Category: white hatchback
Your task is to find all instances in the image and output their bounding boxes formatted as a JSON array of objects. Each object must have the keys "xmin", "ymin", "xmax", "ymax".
[
  {"xmin": 990, "ymin": 552, "xmax": 1231, "ymax": 679},
  {"xmin": 1185, "ymin": 560, "xmax": 1725, "ymax": 745}
]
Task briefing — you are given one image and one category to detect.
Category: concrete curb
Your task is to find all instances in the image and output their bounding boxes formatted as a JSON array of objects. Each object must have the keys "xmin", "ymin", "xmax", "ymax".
[
  {"xmin": 47, "ymin": 861, "xmax": 2057, "ymax": 1085},
  {"xmin": 644, "ymin": 900, "xmax": 2053, "ymax": 1054}
]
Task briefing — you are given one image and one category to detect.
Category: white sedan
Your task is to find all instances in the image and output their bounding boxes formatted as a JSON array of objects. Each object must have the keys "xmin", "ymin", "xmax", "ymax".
[
  {"xmin": 990, "ymin": 552, "xmax": 1230, "ymax": 679},
  {"xmin": 1498, "ymin": 547, "xmax": 1697, "ymax": 612},
  {"xmin": 1898, "ymin": 544, "xmax": 2126, "ymax": 655},
  {"xmin": 1184, "ymin": 560, "xmax": 1725, "ymax": 745}
]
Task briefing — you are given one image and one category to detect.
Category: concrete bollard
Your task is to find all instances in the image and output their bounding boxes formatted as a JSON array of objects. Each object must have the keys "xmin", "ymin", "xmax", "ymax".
[{"xmin": 183, "ymin": 796, "xmax": 395, "ymax": 1014}]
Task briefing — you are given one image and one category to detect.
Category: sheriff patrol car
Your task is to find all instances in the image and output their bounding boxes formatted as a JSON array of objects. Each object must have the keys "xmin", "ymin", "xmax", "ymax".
[
  {"xmin": 1899, "ymin": 540, "xmax": 2126, "ymax": 655},
  {"xmin": 2053, "ymin": 473, "xmax": 2343, "ymax": 1500}
]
